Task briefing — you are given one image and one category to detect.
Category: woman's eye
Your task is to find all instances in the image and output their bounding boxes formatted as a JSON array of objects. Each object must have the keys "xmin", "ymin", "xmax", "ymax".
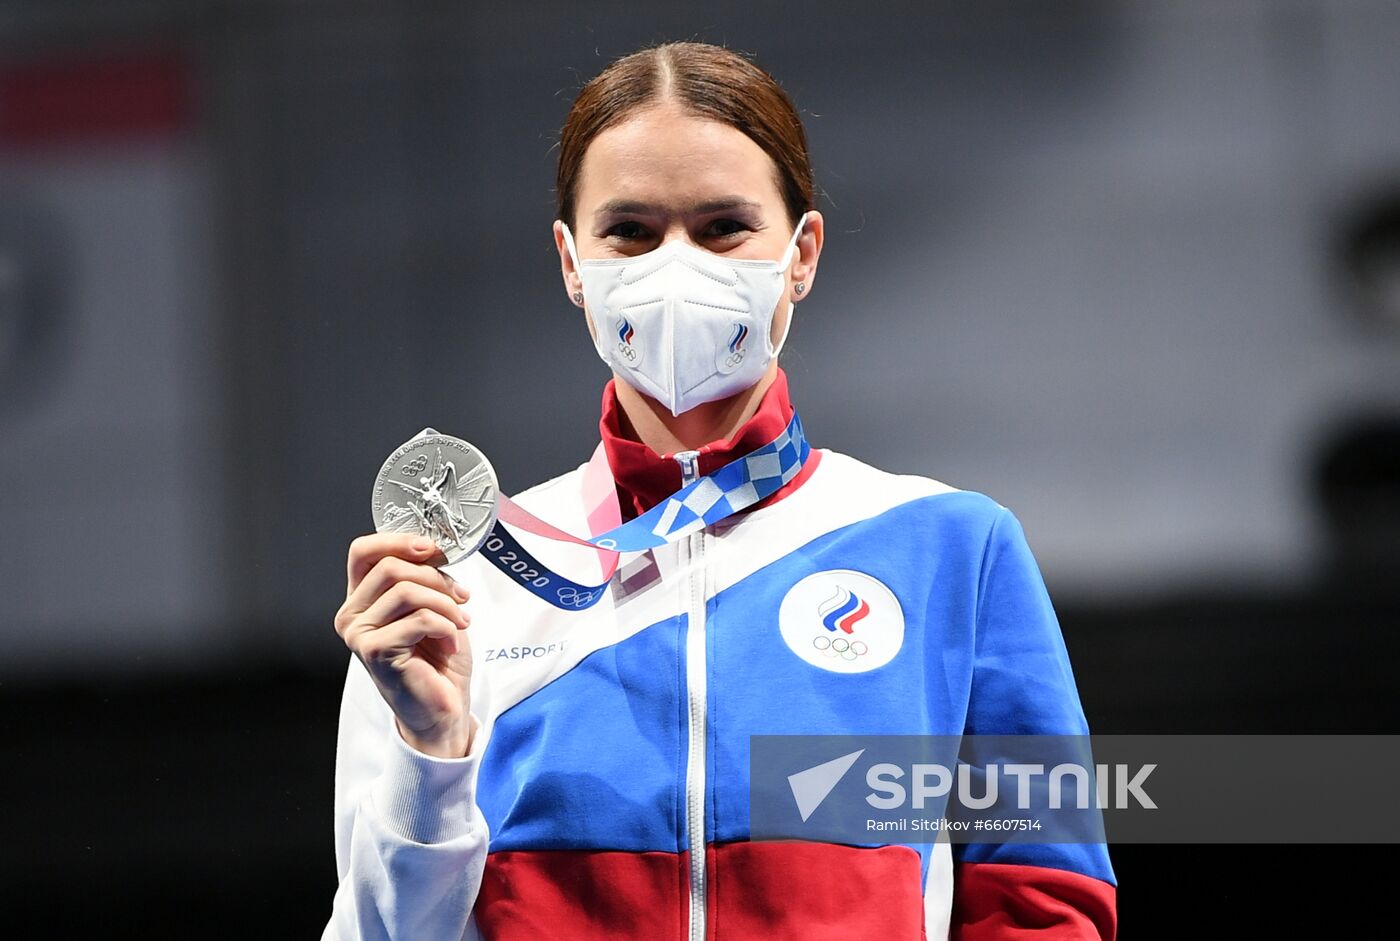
[
  {"xmin": 705, "ymin": 218, "xmax": 749, "ymax": 238},
  {"xmin": 606, "ymin": 221, "xmax": 648, "ymax": 241}
]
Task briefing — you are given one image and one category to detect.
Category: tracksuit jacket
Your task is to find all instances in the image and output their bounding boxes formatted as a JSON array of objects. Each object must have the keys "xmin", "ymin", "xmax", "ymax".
[{"xmin": 323, "ymin": 367, "xmax": 1119, "ymax": 940}]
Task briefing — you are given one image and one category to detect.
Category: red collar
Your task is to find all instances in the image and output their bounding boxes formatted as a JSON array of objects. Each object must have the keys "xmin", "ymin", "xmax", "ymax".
[{"xmin": 598, "ymin": 367, "xmax": 822, "ymax": 520}]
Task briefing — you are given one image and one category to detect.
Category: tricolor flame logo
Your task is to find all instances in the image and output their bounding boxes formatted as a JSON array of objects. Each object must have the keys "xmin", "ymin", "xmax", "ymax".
[
  {"xmin": 618, "ymin": 317, "xmax": 635, "ymax": 345},
  {"xmin": 728, "ymin": 323, "xmax": 748, "ymax": 354},
  {"xmin": 818, "ymin": 586, "xmax": 870, "ymax": 634}
]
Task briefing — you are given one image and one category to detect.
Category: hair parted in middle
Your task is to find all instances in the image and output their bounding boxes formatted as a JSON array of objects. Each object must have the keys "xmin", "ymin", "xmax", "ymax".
[{"xmin": 555, "ymin": 42, "xmax": 815, "ymax": 231}]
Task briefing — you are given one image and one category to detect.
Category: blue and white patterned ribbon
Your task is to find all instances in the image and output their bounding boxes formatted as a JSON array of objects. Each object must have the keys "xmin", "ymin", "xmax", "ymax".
[{"xmin": 480, "ymin": 411, "xmax": 810, "ymax": 610}]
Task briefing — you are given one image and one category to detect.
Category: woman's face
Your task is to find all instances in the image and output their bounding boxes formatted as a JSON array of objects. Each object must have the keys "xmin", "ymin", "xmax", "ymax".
[{"xmin": 554, "ymin": 101, "xmax": 822, "ymax": 350}]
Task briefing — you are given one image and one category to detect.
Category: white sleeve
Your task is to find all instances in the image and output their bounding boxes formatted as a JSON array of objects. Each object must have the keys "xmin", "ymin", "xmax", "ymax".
[{"xmin": 321, "ymin": 653, "xmax": 491, "ymax": 941}]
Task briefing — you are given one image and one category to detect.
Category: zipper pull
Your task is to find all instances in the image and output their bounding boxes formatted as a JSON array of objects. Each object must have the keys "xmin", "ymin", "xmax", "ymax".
[{"xmin": 674, "ymin": 449, "xmax": 701, "ymax": 486}]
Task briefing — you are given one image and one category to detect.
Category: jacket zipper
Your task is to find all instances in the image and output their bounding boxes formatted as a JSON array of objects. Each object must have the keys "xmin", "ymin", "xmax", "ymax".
[{"xmin": 675, "ymin": 449, "xmax": 708, "ymax": 941}]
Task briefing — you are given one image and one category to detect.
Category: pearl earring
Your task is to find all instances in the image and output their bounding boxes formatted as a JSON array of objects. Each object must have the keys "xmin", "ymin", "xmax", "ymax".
[
  {"xmin": 572, "ymin": 291, "xmax": 583, "ymax": 304},
  {"xmin": 794, "ymin": 282, "xmax": 806, "ymax": 296}
]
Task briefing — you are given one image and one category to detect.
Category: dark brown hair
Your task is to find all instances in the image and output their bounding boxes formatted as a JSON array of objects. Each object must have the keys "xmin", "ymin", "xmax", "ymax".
[{"xmin": 556, "ymin": 42, "xmax": 815, "ymax": 230}]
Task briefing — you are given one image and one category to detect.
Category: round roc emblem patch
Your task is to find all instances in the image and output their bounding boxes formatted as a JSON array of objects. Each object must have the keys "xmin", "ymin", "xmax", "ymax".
[{"xmin": 777, "ymin": 569, "xmax": 905, "ymax": 673}]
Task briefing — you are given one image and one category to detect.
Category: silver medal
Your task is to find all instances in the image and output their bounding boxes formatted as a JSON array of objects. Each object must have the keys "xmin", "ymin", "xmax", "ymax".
[{"xmin": 371, "ymin": 427, "xmax": 499, "ymax": 564}]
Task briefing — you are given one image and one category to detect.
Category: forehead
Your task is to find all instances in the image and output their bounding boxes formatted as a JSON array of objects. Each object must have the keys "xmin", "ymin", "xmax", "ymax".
[{"xmin": 575, "ymin": 105, "xmax": 784, "ymax": 213}]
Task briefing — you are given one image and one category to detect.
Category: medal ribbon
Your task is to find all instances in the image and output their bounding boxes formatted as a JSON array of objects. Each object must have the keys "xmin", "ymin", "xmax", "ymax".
[{"xmin": 478, "ymin": 411, "xmax": 810, "ymax": 610}]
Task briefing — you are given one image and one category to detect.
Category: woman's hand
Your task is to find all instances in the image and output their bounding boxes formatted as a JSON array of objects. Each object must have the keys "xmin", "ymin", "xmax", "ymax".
[{"xmin": 335, "ymin": 533, "xmax": 476, "ymax": 759}]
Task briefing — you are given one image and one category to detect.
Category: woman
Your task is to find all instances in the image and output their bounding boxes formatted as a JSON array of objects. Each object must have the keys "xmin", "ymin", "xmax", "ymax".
[{"xmin": 324, "ymin": 42, "xmax": 1117, "ymax": 941}]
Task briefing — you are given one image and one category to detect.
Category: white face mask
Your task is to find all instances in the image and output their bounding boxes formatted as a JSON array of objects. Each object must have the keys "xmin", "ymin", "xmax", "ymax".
[{"xmin": 561, "ymin": 212, "xmax": 808, "ymax": 416}]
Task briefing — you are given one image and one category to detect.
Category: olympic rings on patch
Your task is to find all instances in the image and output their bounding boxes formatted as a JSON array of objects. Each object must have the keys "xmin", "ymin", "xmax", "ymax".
[{"xmin": 812, "ymin": 632, "xmax": 870, "ymax": 659}]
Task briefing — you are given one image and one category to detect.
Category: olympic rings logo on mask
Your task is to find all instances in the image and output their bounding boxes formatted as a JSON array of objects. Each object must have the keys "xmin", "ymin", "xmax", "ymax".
[{"xmin": 615, "ymin": 341, "xmax": 639, "ymax": 364}]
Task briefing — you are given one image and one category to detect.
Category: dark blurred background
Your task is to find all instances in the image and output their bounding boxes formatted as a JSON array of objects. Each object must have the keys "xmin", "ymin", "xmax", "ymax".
[{"xmin": 2, "ymin": 0, "xmax": 1397, "ymax": 936}]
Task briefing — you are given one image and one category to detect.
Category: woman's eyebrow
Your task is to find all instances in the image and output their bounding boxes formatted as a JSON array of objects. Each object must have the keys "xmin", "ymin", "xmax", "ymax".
[
  {"xmin": 594, "ymin": 197, "xmax": 762, "ymax": 217},
  {"xmin": 593, "ymin": 199, "xmax": 655, "ymax": 218},
  {"xmin": 689, "ymin": 197, "xmax": 763, "ymax": 214}
]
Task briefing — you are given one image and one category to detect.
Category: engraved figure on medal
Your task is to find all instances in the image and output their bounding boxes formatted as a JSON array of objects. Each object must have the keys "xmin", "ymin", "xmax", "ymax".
[{"xmin": 372, "ymin": 429, "xmax": 499, "ymax": 564}]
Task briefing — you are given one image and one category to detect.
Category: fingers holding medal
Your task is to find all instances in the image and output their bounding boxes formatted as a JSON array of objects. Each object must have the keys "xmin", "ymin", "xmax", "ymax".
[{"xmin": 331, "ymin": 430, "xmax": 499, "ymax": 760}]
